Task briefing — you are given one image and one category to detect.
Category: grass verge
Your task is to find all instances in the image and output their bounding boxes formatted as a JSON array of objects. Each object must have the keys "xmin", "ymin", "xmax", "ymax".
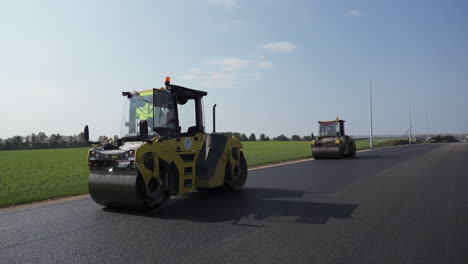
[{"xmin": 355, "ymin": 138, "xmax": 402, "ymax": 150}]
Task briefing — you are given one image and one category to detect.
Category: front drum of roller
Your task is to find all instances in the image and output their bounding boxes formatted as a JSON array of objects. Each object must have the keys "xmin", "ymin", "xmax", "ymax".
[{"xmin": 89, "ymin": 170, "xmax": 146, "ymax": 210}]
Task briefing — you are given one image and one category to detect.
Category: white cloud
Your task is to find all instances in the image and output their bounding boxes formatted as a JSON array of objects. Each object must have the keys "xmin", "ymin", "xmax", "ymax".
[
  {"xmin": 188, "ymin": 68, "xmax": 201, "ymax": 74},
  {"xmin": 205, "ymin": 57, "xmax": 273, "ymax": 71},
  {"xmin": 261, "ymin": 41, "xmax": 297, "ymax": 53},
  {"xmin": 180, "ymin": 57, "xmax": 273, "ymax": 88},
  {"xmin": 346, "ymin": 9, "xmax": 364, "ymax": 16},
  {"xmin": 208, "ymin": 0, "xmax": 238, "ymax": 9}
]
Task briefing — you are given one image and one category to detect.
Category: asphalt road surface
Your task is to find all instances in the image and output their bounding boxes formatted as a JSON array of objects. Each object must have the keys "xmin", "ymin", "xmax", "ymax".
[{"xmin": 1, "ymin": 143, "xmax": 467, "ymax": 264}]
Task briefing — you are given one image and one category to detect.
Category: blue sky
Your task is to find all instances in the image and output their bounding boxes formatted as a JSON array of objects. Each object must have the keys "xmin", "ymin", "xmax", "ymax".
[{"xmin": 1, "ymin": 0, "xmax": 467, "ymax": 139}]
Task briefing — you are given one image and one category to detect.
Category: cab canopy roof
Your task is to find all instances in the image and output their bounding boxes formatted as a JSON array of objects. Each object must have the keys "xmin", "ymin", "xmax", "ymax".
[
  {"xmin": 168, "ymin": 84, "xmax": 207, "ymax": 99},
  {"xmin": 318, "ymin": 119, "xmax": 345, "ymax": 124},
  {"xmin": 123, "ymin": 84, "xmax": 207, "ymax": 100}
]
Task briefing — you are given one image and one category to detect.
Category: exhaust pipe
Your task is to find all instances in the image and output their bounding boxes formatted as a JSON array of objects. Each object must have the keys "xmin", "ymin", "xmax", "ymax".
[{"xmin": 213, "ymin": 104, "xmax": 217, "ymax": 133}]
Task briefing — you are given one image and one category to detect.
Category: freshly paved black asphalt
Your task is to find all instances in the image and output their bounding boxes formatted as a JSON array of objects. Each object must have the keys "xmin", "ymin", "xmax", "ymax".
[{"xmin": 1, "ymin": 143, "xmax": 467, "ymax": 264}]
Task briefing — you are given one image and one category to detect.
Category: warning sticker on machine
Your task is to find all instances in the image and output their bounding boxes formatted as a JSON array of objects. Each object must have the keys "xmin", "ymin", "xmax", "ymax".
[{"xmin": 184, "ymin": 138, "xmax": 192, "ymax": 150}]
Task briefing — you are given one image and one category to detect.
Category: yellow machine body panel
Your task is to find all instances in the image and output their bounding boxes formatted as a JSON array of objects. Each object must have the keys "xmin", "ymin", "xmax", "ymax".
[
  {"xmin": 132, "ymin": 133, "xmax": 244, "ymax": 196},
  {"xmin": 133, "ymin": 133, "xmax": 203, "ymax": 196},
  {"xmin": 195, "ymin": 136, "xmax": 243, "ymax": 188}
]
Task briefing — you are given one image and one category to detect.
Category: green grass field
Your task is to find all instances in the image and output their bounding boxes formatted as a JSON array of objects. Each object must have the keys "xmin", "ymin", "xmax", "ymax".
[
  {"xmin": 0, "ymin": 148, "xmax": 90, "ymax": 208},
  {"xmin": 0, "ymin": 139, "xmax": 401, "ymax": 208},
  {"xmin": 242, "ymin": 141, "xmax": 311, "ymax": 167}
]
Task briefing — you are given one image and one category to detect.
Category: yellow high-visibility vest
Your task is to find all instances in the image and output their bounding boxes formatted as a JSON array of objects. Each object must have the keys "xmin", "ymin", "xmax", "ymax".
[{"xmin": 136, "ymin": 103, "xmax": 153, "ymax": 120}]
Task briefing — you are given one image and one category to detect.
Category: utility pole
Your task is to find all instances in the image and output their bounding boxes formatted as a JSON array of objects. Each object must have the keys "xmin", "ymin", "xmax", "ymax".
[
  {"xmin": 369, "ymin": 80, "xmax": 374, "ymax": 149},
  {"xmin": 409, "ymin": 102, "xmax": 412, "ymax": 144},
  {"xmin": 425, "ymin": 112, "xmax": 428, "ymax": 141}
]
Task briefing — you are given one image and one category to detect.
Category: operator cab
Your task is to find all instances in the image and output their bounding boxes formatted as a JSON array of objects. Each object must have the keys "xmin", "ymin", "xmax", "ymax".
[
  {"xmin": 121, "ymin": 77, "xmax": 207, "ymax": 140},
  {"xmin": 318, "ymin": 119, "xmax": 345, "ymax": 137}
]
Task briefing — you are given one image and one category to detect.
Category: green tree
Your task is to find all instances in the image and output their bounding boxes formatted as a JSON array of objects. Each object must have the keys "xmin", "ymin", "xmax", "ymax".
[
  {"xmin": 249, "ymin": 133, "xmax": 256, "ymax": 141},
  {"xmin": 240, "ymin": 134, "xmax": 249, "ymax": 141},
  {"xmin": 24, "ymin": 135, "xmax": 31, "ymax": 149},
  {"xmin": 30, "ymin": 133, "xmax": 37, "ymax": 148},
  {"xmin": 291, "ymin": 135, "xmax": 301, "ymax": 141},
  {"xmin": 12, "ymin": 136, "xmax": 23, "ymax": 149},
  {"xmin": 12, "ymin": 136, "xmax": 23, "ymax": 150},
  {"xmin": 49, "ymin": 134, "xmax": 64, "ymax": 148},
  {"xmin": 77, "ymin": 132, "xmax": 85, "ymax": 144},
  {"xmin": 273, "ymin": 134, "xmax": 289, "ymax": 141},
  {"xmin": 259, "ymin": 134, "xmax": 266, "ymax": 141},
  {"xmin": 37, "ymin": 132, "xmax": 48, "ymax": 148}
]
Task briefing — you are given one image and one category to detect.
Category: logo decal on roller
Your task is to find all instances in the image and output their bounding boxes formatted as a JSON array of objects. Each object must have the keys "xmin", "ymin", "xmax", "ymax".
[{"xmin": 184, "ymin": 138, "xmax": 192, "ymax": 150}]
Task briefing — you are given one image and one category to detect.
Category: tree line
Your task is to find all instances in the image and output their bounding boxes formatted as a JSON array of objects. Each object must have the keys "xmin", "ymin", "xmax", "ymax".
[
  {"xmin": 0, "ymin": 132, "xmax": 116, "ymax": 151},
  {"xmin": 220, "ymin": 132, "xmax": 315, "ymax": 142},
  {"xmin": 0, "ymin": 131, "xmax": 315, "ymax": 151}
]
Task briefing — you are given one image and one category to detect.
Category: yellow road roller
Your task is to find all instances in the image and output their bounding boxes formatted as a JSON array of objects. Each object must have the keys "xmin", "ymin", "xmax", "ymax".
[
  {"xmin": 311, "ymin": 119, "xmax": 356, "ymax": 159},
  {"xmin": 84, "ymin": 77, "xmax": 247, "ymax": 210}
]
